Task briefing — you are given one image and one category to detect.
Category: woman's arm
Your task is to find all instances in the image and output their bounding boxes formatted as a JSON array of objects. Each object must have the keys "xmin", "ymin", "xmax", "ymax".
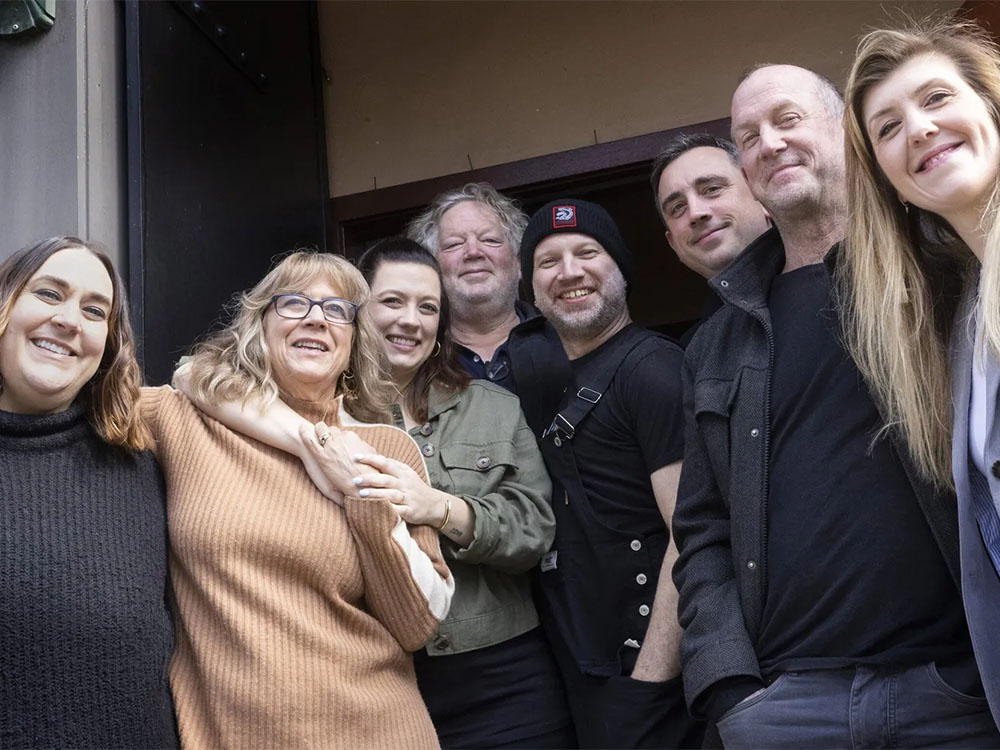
[
  {"xmin": 342, "ymin": 427, "xmax": 455, "ymax": 649},
  {"xmin": 353, "ymin": 397, "xmax": 555, "ymax": 573},
  {"xmin": 349, "ymin": 453, "xmax": 476, "ymax": 547},
  {"xmin": 443, "ymin": 412, "xmax": 555, "ymax": 574},
  {"xmin": 172, "ymin": 365, "xmax": 372, "ymax": 501}
]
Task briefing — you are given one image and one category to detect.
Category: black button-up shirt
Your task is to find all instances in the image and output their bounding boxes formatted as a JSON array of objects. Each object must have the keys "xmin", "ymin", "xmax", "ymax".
[{"xmin": 455, "ymin": 301, "xmax": 535, "ymax": 394}]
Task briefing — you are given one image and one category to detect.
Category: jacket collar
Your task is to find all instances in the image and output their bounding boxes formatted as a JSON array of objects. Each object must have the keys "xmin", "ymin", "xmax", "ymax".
[
  {"xmin": 514, "ymin": 299, "xmax": 539, "ymax": 323},
  {"xmin": 510, "ymin": 301, "xmax": 544, "ymax": 335},
  {"xmin": 426, "ymin": 381, "xmax": 462, "ymax": 421},
  {"xmin": 709, "ymin": 227, "xmax": 842, "ymax": 312},
  {"xmin": 708, "ymin": 227, "xmax": 785, "ymax": 312}
]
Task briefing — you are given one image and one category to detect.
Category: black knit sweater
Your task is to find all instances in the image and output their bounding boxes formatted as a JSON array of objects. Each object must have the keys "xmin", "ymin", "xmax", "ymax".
[{"xmin": 0, "ymin": 404, "xmax": 178, "ymax": 749}]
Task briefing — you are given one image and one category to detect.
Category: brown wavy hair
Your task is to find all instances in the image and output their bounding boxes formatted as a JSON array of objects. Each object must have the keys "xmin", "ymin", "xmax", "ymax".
[
  {"xmin": 357, "ymin": 237, "xmax": 470, "ymax": 423},
  {"xmin": 186, "ymin": 250, "xmax": 395, "ymax": 424},
  {"xmin": 0, "ymin": 236, "xmax": 152, "ymax": 451}
]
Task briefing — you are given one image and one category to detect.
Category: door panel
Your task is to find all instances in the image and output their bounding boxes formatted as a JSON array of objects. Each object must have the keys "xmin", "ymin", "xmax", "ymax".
[{"xmin": 126, "ymin": 0, "xmax": 328, "ymax": 384}]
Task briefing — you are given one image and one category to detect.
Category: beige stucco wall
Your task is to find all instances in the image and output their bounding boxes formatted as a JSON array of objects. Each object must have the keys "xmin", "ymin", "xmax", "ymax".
[{"xmin": 320, "ymin": 0, "xmax": 961, "ymax": 197}]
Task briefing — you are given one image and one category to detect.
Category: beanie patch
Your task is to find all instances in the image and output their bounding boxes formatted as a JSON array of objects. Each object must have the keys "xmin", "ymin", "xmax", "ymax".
[
  {"xmin": 520, "ymin": 197, "xmax": 634, "ymax": 304},
  {"xmin": 552, "ymin": 205, "xmax": 577, "ymax": 228}
]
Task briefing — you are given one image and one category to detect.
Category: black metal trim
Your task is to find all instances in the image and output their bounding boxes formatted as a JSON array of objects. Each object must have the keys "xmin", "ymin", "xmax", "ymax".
[
  {"xmin": 171, "ymin": 0, "xmax": 268, "ymax": 92},
  {"xmin": 124, "ymin": 0, "xmax": 145, "ymax": 368},
  {"xmin": 307, "ymin": 0, "xmax": 329, "ymax": 251}
]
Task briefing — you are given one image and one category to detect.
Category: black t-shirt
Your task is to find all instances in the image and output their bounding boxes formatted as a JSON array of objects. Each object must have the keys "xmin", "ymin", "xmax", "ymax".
[
  {"xmin": 756, "ymin": 264, "xmax": 970, "ymax": 673},
  {"xmin": 566, "ymin": 324, "xmax": 685, "ymax": 535}
]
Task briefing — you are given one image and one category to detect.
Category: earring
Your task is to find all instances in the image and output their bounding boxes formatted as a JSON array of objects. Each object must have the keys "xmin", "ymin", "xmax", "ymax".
[
  {"xmin": 341, "ymin": 369, "xmax": 358, "ymax": 400},
  {"xmin": 431, "ymin": 341, "xmax": 442, "ymax": 358}
]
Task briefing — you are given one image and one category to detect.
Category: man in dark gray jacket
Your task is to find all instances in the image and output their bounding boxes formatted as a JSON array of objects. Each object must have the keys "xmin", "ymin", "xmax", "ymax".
[
  {"xmin": 672, "ymin": 63, "xmax": 998, "ymax": 748},
  {"xmin": 650, "ymin": 133, "xmax": 770, "ymax": 347}
]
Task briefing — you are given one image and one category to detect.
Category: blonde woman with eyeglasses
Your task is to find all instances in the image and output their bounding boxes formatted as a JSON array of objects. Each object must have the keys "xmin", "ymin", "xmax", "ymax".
[{"xmin": 143, "ymin": 250, "xmax": 453, "ymax": 749}]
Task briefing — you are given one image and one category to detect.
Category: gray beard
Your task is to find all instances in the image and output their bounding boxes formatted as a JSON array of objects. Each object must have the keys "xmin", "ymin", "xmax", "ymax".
[
  {"xmin": 447, "ymin": 275, "xmax": 521, "ymax": 328},
  {"xmin": 537, "ymin": 269, "xmax": 628, "ymax": 345}
]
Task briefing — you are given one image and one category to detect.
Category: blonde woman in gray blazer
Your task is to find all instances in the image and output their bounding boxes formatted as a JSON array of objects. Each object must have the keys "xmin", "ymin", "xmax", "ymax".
[{"xmin": 841, "ymin": 17, "xmax": 1000, "ymax": 727}]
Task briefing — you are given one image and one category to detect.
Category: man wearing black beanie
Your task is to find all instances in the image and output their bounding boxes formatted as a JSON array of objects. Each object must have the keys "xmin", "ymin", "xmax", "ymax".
[{"xmin": 510, "ymin": 198, "xmax": 703, "ymax": 749}]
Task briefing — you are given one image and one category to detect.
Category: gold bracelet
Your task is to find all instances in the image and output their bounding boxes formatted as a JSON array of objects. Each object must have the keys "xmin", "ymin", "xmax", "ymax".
[{"xmin": 435, "ymin": 496, "xmax": 452, "ymax": 531}]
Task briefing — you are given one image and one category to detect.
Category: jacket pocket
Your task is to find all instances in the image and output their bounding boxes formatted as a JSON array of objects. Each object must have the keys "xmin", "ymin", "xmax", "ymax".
[
  {"xmin": 692, "ymin": 374, "xmax": 740, "ymax": 502},
  {"xmin": 439, "ymin": 439, "xmax": 519, "ymax": 493}
]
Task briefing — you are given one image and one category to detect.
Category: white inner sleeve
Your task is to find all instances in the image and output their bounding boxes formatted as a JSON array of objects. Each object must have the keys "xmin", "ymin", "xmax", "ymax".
[
  {"xmin": 337, "ymin": 397, "xmax": 450, "ymax": 617},
  {"xmin": 389, "ymin": 517, "xmax": 454, "ymax": 621}
]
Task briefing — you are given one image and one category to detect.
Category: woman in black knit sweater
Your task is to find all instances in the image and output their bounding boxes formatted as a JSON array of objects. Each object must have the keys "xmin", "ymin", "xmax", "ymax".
[{"xmin": 0, "ymin": 237, "xmax": 178, "ymax": 748}]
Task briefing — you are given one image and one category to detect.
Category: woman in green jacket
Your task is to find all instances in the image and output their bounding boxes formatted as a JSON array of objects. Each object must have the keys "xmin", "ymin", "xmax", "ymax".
[{"xmin": 176, "ymin": 238, "xmax": 574, "ymax": 749}]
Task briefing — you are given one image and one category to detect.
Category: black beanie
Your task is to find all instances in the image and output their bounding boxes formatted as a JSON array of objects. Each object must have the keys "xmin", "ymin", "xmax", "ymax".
[{"xmin": 519, "ymin": 198, "xmax": 633, "ymax": 302}]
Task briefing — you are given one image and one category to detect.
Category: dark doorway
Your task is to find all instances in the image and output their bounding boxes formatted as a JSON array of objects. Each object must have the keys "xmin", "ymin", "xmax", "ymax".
[
  {"xmin": 125, "ymin": 0, "xmax": 329, "ymax": 384},
  {"xmin": 329, "ymin": 118, "xmax": 732, "ymax": 341}
]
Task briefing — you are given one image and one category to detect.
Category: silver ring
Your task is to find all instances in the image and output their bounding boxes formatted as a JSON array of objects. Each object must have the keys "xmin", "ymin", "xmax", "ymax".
[{"xmin": 317, "ymin": 432, "xmax": 330, "ymax": 447}]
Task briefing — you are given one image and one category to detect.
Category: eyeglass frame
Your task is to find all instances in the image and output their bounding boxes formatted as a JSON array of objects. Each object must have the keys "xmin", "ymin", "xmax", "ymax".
[{"xmin": 269, "ymin": 293, "xmax": 359, "ymax": 325}]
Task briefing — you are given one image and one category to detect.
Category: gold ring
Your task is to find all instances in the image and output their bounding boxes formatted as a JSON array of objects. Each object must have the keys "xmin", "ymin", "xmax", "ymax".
[{"xmin": 317, "ymin": 432, "xmax": 330, "ymax": 447}]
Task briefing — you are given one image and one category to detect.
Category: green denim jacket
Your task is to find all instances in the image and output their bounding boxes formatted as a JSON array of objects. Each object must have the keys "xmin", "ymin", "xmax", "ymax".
[{"xmin": 399, "ymin": 379, "xmax": 554, "ymax": 656}]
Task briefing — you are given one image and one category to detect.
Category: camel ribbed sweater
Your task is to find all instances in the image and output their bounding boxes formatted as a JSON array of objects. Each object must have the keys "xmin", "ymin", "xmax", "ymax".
[{"xmin": 141, "ymin": 386, "xmax": 452, "ymax": 749}]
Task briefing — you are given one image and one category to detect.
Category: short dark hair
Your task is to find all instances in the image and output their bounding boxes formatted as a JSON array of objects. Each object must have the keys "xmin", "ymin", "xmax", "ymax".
[
  {"xmin": 356, "ymin": 237, "xmax": 469, "ymax": 423},
  {"xmin": 649, "ymin": 133, "xmax": 740, "ymax": 223}
]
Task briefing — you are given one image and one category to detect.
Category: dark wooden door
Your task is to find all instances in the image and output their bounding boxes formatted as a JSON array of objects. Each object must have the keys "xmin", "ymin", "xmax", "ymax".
[{"xmin": 125, "ymin": 0, "xmax": 328, "ymax": 384}]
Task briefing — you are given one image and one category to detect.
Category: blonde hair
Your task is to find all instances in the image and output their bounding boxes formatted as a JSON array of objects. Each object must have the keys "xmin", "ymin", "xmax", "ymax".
[
  {"xmin": 187, "ymin": 250, "xmax": 394, "ymax": 424},
  {"xmin": 840, "ymin": 15, "xmax": 1000, "ymax": 490},
  {"xmin": 0, "ymin": 237, "xmax": 152, "ymax": 451}
]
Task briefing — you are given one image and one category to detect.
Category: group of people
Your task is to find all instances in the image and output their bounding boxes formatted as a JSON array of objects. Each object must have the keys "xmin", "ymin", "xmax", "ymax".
[{"xmin": 4, "ymin": 11, "xmax": 1000, "ymax": 750}]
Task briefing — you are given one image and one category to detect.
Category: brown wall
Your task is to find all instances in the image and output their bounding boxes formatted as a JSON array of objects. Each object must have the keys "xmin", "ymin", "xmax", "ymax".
[{"xmin": 319, "ymin": 0, "xmax": 960, "ymax": 198}]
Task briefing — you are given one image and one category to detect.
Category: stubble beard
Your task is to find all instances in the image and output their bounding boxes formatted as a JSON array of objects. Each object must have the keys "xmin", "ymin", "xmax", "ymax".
[
  {"xmin": 537, "ymin": 268, "xmax": 628, "ymax": 345},
  {"xmin": 445, "ymin": 268, "xmax": 522, "ymax": 328},
  {"xmin": 760, "ymin": 152, "xmax": 845, "ymax": 227}
]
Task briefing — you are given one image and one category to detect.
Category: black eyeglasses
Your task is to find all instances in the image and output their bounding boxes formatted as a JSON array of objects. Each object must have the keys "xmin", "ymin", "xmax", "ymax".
[{"xmin": 270, "ymin": 294, "xmax": 358, "ymax": 325}]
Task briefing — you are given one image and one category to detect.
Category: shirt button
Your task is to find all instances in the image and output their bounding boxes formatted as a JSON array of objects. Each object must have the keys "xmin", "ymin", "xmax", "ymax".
[
  {"xmin": 421, "ymin": 444, "xmax": 435, "ymax": 457},
  {"xmin": 630, "ymin": 539, "xmax": 642, "ymax": 551},
  {"xmin": 993, "ymin": 461, "xmax": 1000, "ymax": 479},
  {"xmin": 432, "ymin": 634, "xmax": 451, "ymax": 650},
  {"xmin": 639, "ymin": 604, "xmax": 650, "ymax": 616},
  {"xmin": 419, "ymin": 422, "xmax": 433, "ymax": 436},
  {"xmin": 475, "ymin": 455, "xmax": 492, "ymax": 470},
  {"xmin": 750, "ymin": 428, "xmax": 760, "ymax": 438},
  {"xmin": 747, "ymin": 560, "xmax": 757, "ymax": 570},
  {"xmin": 473, "ymin": 355, "xmax": 481, "ymax": 363},
  {"xmin": 636, "ymin": 573, "xmax": 648, "ymax": 585}
]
